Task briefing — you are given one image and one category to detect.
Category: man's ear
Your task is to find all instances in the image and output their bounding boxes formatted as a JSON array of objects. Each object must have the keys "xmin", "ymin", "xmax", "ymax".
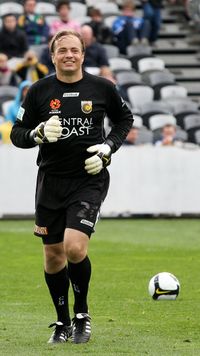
[
  {"xmin": 81, "ymin": 53, "xmax": 85, "ymax": 65},
  {"xmin": 51, "ymin": 55, "xmax": 55, "ymax": 65}
]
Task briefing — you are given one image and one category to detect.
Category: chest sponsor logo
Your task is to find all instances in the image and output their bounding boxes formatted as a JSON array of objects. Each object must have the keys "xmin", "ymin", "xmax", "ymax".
[
  {"xmin": 50, "ymin": 98, "xmax": 61, "ymax": 110},
  {"xmin": 81, "ymin": 101, "xmax": 92, "ymax": 114},
  {"xmin": 60, "ymin": 117, "xmax": 93, "ymax": 139},
  {"xmin": 63, "ymin": 92, "xmax": 79, "ymax": 97}
]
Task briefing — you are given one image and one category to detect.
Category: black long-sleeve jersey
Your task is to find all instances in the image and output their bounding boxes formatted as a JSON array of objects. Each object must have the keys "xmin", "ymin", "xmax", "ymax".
[{"xmin": 10, "ymin": 71, "xmax": 133, "ymax": 177}]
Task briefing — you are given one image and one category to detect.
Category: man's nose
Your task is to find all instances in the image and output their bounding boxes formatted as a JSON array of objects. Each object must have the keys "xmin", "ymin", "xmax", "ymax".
[{"xmin": 65, "ymin": 50, "xmax": 73, "ymax": 57}]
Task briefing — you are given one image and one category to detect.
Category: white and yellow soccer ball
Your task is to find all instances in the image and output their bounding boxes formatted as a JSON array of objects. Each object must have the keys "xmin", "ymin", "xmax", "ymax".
[{"xmin": 148, "ymin": 272, "xmax": 180, "ymax": 300}]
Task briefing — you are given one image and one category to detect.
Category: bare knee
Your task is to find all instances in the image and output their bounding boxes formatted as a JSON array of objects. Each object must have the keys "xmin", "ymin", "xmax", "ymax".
[
  {"xmin": 64, "ymin": 229, "xmax": 89, "ymax": 263},
  {"xmin": 44, "ymin": 243, "xmax": 66, "ymax": 273},
  {"xmin": 66, "ymin": 242, "xmax": 87, "ymax": 262}
]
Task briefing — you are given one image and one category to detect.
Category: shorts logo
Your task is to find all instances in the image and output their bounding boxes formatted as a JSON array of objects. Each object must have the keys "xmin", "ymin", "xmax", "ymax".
[
  {"xmin": 50, "ymin": 99, "xmax": 61, "ymax": 110},
  {"xmin": 80, "ymin": 219, "xmax": 94, "ymax": 228},
  {"xmin": 34, "ymin": 225, "xmax": 48, "ymax": 235},
  {"xmin": 81, "ymin": 101, "xmax": 92, "ymax": 114}
]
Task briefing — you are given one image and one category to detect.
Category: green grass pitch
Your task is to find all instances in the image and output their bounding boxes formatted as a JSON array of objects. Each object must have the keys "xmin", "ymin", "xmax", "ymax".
[{"xmin": 0, "ymin": 218, "xmax": 200, "ymax": 356}]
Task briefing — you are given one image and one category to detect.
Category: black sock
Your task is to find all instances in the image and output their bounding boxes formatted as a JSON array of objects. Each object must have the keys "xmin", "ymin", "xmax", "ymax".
[
  {"xmin": 44, "ymin": 266, "xmax": 71, "ymax": 325},
  {"xmin": 68, "ymin": 256, "xmax": 91, "ymax": 314}
]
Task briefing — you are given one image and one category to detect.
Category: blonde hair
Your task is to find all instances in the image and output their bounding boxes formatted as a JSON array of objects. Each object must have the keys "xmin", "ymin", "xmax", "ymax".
[
  {"xmin": 50, "ymin": 30, "xmax": 85, "ymax": 54},
  {"xmin": 122, "ymin": 0, "xmax": 135, "ymax": 11}
]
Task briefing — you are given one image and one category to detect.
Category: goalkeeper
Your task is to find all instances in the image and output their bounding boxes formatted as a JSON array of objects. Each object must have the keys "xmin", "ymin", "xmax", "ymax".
[{"xmin": 10, "ymin": 30, "xmax": 133, "ymax": 345}]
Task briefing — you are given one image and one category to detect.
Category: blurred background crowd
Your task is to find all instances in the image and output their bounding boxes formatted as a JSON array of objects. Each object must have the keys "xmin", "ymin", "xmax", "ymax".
[{"xmin": 0, "ymin": 0, "xmax": 200, "ymax": 148}]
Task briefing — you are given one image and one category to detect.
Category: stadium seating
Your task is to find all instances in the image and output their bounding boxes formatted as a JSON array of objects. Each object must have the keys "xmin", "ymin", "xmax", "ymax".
[
  {"xmin": 137, "ymin": 57, "xmax": 165, "ymax": 74},
  {"xmin": 109, "ymin": 58, "xmax": 132, "ymax": 71},
  {"xmin": 144, "ymin": 71, "xmax": 175, "ymax": 87},
  {"xmin": 74, "ymin": 16, "xmax": 91, "ymax": 25},
  {"xmin": 160, "ymin": 85, "xmax": 188, "ymax": 100},
  {"xmin": 103, "ymin": 44, "xmax": 119, "ymax": 59},
  {"xmin": 184, "ymin": 114, "xmax": 200, "ymax": 142},
  {"xmin": 194, "ymin": 129, "xmax": 200, "ymax": 145},
  {"xmin": 103, "ymin": 15, "xmax": 117, "ymax": 29},
  {"xmin": 140, "ymin": 101, "xmax": 172, "ymax": 128},
  {"xmin": 127, "ymin": 85, "xmax": 154, "ymax": 109},
  {"xmin": 0, "ymin": 2, "xmax": 23, "ymax": 16},
  {"xmin": 115, "ymin": 71, "xmax": 143, "ymax": 86},
  {"xmin": 29, "ymin": 44, "xmax": 48, "ymax": 58},
  {"xmin": 86, "ymin": 0, "xmax": 107, "ymax": 6},
  {"xmin": 173, "ymin": 101, "xmax": 200, "ymax": 128},
  {"xmin": 0, "ymin": 86, "xmax": 18, "ymax": 116},
  {"xmin": 70, "ymin": 2, "xmax": 87, "ymax": 18},
  {"xmin": 45, "ymin": 15, "xmax": 59, "ymax": 26},
  {"xmin": 129, "ymin": 114, "xmax": 154, "ymax": 145},
  {"xmin": 35, "ymin": 2, "xmax": 56, "ymax": 15},
  {"xmin": 2, "ymin": 100, "xmax": 13, "ymax": 117},
  {"xmin": 94, "ymin": 2, "xmax": 120, "ymax": 16},
  {"xmin": 129, "ymin": 53, "xmax": 154, "ymax": 71},
  {"xmin": 132, "ymin": 115, "xmax": 143, "ymax": 128},
  {"xmin": 142, "ymin": 71, "xmax": 176, "ymax": 99},
  {"xmin": 149, "ymin": 113, "xmax": 176, "ymax": 131},
  {"xmin": 117, "ymin": 72, "xmax": 144, "ymax": 101},
  {"xmin": 175, "ymin": 126, "xmax": 188, "ymax": 142},
  {"xmin": 126, "ymin": 45, "xmax": 152, "ymax": 58},
  {"xmin": 184, "ymin": 114, "xmax": 200, "ymax": 131},
  {"xmin": 135, "ymin": 126, "xmax": 153, "ymax": 145},
  {"xmin": 0, "ymin": 85, "xmax": 18, "ymax": 98}
]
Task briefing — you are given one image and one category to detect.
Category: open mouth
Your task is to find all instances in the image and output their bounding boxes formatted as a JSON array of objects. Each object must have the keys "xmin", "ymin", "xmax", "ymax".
[{"xmin": 63, "ymin": 61, "xmax": 75, "ymax": 64}]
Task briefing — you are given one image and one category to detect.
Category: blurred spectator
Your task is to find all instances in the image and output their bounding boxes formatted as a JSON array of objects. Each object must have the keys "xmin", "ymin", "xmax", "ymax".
[
  {"xmin": 15, "ymin": 50, "xmax": 48, "ymax": 83},
  {"xmin": 50, "ymin": 0, "xmax": 81, "ymax": 36},
  {"xmin": 182, "ymin": 0, "xmax": 191, "ymax": 21},
  {"xmin": 169, "ymin": 0, "xmax": 190, "ymax": 20},
  {"xmin": 81, "ymin": 26, "xmax": 116, "ymax": 81},
  {"xmin": 0, "ymin": 53, "xmax": 16, "ymax": 86},
  {"xmin": 154, "ymin": 124, "xmax": 179, "ymax": 146},
  {"xmin": 99, "ymin": 66, "xmax": 116, "ymax": 84},
  {"xmin": 0, "ymin": 14, "xmax": 28, "ymax": 59},
  {"xmin": 123, "ymin": 126, "xmax": 139, "ymax": 145},
  {"xmin": 5, "ymin": 80, "xmax": 31, "ymax": 125},
  {"xmin": 141, "ymin": 0, "xmax": 162, "ymax": 44},
  {"xmin": 0, "ymin": 80, "xmax": 31, "ymax": 143},
  {"xmin": 40, "ymin": 35, "xmax": 55, "ymax": 74},
  {"xmin": 112, "ymin": 0, "xmax": 151, "ymax": 54},
  {"xmin": 86, "ymin": 8, "xmax": 113, "ymax": 44},
  {"xmin": 81, "ymin": 25, "xmax": 110, "ymax": 71},
  {"xmin": 18, "ymin": 0, "xmax": 49, "ymax": 45},
  {"xmin": 0, "ymin": 121, "xmax": 13, "ymax": 144}
]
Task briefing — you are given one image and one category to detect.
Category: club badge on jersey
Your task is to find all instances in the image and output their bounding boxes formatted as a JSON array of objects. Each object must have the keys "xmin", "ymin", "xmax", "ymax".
[{"xmin": 81, "ymin": 101, "xmax": 92, "ymax": 114}]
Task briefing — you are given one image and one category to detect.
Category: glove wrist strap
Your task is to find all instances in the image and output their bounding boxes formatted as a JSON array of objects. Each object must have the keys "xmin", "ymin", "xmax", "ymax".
[{"xmin": 29, "ymin": 130, "xmax": 38, "ymax": 145}]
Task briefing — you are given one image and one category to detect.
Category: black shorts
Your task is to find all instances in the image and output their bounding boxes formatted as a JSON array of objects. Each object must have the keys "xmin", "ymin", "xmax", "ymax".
[{"xmin": 34, "ymin": 169, "xmax": 110, "ymax": 244}]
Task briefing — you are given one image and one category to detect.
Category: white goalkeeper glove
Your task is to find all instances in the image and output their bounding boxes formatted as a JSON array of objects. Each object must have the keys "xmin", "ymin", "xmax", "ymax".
[
  {"xmin": 85, "ymin": 143, "xmax": 111, "ymax": 175},
  {"xmin": 30, "ymin": 115, "xmax": 62, "ymax": 144}
]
